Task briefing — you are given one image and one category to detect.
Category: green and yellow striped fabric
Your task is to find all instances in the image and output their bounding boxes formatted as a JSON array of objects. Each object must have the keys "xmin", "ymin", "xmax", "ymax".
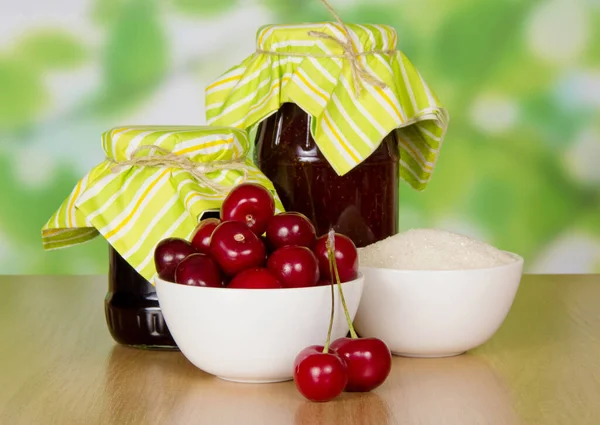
[
  {"xmin": 42, "ymin": 126, "xmax": 283, "ymax": 281},
  {"xmin": 206, "ymin": 22, "xmax": 449, "ymax": 190}
]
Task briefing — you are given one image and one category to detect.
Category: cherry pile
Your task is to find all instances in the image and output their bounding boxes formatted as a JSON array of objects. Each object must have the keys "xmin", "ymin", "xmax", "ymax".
[
  {"xmin": 293, "ymin": 231, "xmax": 392, "ymax": 402},
  {"xmin": 153, "ymin": 183, "xmax": 359, "ymax": 289}
]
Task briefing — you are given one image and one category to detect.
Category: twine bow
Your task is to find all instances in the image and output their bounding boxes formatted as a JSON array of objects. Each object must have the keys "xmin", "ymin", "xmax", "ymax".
[
  {"xmin": 108, "ymin": 145, "xmax": 249, "ymax": 194},
  {"xmin": 256, "ymin": 0, "xmax": 396, "ymax": 97}
]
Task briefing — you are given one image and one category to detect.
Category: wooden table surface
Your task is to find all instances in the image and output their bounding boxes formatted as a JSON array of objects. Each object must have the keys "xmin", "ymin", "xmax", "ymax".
[{"xmin": 1, "ymin": 274, "xmax": 599, "ymax": 425}]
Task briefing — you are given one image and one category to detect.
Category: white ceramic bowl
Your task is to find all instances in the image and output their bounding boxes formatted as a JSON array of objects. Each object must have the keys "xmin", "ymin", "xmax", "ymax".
[
  {"xmin": 155, "ymin": 275, "xmax": 364, "ymax": 383},
  {"xmin": 353, "ymin": 254, "xmax": 523, "ymax": 358}
]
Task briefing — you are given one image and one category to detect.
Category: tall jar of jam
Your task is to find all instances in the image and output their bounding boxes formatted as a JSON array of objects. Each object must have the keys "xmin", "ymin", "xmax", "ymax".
[
  {"xmin": 256, "ymin": 103, "xmax": 399, "ymax": 247},
  {"xmin": 42, "ymin": 126, "xmax": 282, "ymax": 349},
  {"xmin": 205, "ymin": 22, "xmax": 448, "ymax": 247}
]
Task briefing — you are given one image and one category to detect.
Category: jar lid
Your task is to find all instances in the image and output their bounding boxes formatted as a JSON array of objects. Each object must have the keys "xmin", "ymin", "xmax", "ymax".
[
  {"xmin": 206, "ymin": 22, "xmax": 449, "ymax": 190},
  {"xmin": 103, "ymin": 125, "xmax": 250, "ymax": 162},
  {"xmin": 42, "ymin": 126, "xmax": 282, "ymax": 281}
]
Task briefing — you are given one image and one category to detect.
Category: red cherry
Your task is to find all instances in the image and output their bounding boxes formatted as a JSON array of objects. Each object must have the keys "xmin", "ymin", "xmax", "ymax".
[
  {"xmin": 209, "ymin": 221, "xmax": 266, "ymax": 276},
  {"xmin": 266, "ymin": 212, "xmax": 316, "ymax": 249},
  {"xmin": 267, "ymin": 246, "xmax": 319, "ymax": 288},
  {"xmin": 294, "ymin": 345, "xmax": 348, "ymax": 402},
  {"xmin": 228, "ymin": 268, "xmax": 282, "ymax": 289},
  {"xmin": 174, "ymin": 253, "xmax": 223, "ymax": 288},
  {"xmin": 329, "ymin": 337, "xmax": 392, "ymax": 392},
  {"xmin": 190, "ymin": 218, "xmax": 221, "ymax": 255},
  {"xmin": 154, "ymin": 238, "xmax": 197, "ymax": 281},
  {"xmin": 313, "ymin": 233, "xmax": 358, "ymax": 283},
  {"xmin": 221, "ymin": 183, "xmax": 275, "ymax": 235}
]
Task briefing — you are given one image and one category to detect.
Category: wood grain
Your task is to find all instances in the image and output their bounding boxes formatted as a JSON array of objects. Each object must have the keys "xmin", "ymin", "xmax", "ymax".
[{"xmin": 1, "ymin": 274, "xmax": 599, "ymax": 425}]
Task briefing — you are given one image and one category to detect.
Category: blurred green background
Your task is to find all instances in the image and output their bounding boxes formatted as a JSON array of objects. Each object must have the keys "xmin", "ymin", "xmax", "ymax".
[{"xmin": 0, "ymin": 0, "xmax": 598, "ymax": 274}]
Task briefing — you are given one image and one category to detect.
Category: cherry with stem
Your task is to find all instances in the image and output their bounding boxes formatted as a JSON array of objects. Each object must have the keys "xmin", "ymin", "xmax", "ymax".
[
  {"xmin": 326, "ymin": 229, "xmax": 392, "ymax": 393},
  {"xmin": 293, "ymin": 232, "xmax": 347, "ymax": 402}
]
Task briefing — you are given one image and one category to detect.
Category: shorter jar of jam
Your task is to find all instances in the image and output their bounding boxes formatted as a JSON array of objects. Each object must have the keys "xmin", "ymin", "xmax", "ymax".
[
  {"xmin": 42, "ymin": 126, "xmax": 279, "ymax": 351},
  {"xmin": 105, "ymin": 246, "xmax": 176, "ymax": 349},
  {"xmin": 256, "ymin": 103, "xmax": 399, "ymax": 248}
]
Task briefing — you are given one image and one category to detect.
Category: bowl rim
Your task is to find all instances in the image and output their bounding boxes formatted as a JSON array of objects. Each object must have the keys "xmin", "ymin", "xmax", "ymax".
[
  {"xmin": 358, "ymin": 251, "xmax": 524, "ymax": 274},
  {"xmin": 155, "ymin": 272, "xmax": 365, "ymax": 292}
]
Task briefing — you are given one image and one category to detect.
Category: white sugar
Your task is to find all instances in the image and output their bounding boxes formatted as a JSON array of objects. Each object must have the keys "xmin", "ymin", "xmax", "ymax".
[{"xmin": 358, "ymin": 228, "xmax": 517, "ymax": 270}]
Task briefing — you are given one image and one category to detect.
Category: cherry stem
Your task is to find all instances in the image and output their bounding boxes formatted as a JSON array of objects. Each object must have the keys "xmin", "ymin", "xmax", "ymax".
[
  {"xmin": 322, "ymin": 262, "xmax": 336, "ymax": 354},
  {"xmin": 326, "ymin": 232, "xmax": 358, "ymax": 339},
  {"xmin": 328, "ymin": 251, "xmax": 358, "ymax": 339}
]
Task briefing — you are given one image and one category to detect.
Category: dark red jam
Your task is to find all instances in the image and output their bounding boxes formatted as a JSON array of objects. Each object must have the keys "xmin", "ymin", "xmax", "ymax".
[
  {"xmin": 105, "ymin": 246, "xmax": 177, "ymax": 349},
  {"xmin": 256, "ymin": 103, "xmax": 399, "ymax": 248}
]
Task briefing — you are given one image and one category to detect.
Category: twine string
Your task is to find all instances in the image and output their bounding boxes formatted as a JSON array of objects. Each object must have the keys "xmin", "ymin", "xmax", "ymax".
[
  {"xmin": 256, "ymin": 0, "xmax": 395, "ymax": 96},
  {"xmin": 108, "ymin": 145, "xmax": 249, "ymax": 194}
]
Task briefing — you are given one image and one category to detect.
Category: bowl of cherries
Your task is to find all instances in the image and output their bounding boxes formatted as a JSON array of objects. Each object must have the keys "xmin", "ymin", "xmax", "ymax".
[{"xmin": 153, "ymin": 183, "xmax": 365, "ymax": 384}]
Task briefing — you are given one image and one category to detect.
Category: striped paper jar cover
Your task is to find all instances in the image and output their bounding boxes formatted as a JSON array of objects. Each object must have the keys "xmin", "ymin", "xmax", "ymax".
[
  {"xmin": 42, "ymin": 126, "xmax": 284, "ymax": 282},
  {"xmin": 205, "ymin": 22, "xmax": 449, "ymax": 190}
]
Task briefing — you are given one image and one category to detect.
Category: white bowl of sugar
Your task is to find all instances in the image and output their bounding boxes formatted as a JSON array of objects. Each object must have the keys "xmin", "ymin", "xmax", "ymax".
[{"xmin": 353, "ymin": 229, "xmax": 523, "ymax": 358}]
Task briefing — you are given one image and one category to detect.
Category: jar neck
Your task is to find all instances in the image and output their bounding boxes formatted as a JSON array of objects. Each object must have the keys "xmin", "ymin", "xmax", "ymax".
[{"xmin": 256, "ymin": 103, "xmax": 399, "ymax": 164}]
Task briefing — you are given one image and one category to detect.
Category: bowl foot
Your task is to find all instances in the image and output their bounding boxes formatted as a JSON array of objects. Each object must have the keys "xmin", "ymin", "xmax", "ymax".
[
  {"xmin": 392, "ymin": 351, "xmax": 465, "ymax": 358},
  {"xmin": 217, "ymin": 376, "xmax": 293, "ymax": 384}
]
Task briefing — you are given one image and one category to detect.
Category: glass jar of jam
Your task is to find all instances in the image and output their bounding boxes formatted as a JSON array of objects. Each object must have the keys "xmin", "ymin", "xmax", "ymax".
[
  {"xmin": 256, "ymin": 103, "xmax": 399, "ymax": 248},
  {"xmin": 105, "ymin": 246, "xmax": 176, "ymax": 349},
  {"xmin": 42, "ymin": 126, "xmax": 279, "ymax": 350}
]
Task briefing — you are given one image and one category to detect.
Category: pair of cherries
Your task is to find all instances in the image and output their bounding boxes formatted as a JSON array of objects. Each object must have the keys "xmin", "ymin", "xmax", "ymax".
[
  {"xmin": 293, "ymin": 231, "xmax": 392, "ymax": 402},
  {"xmin": 154, "ymin": 183, "xmax": 359, "ymax": 289},
  {"xmin": 294, "ymin": 337, "xmax": 392, "ymax": 401}
]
